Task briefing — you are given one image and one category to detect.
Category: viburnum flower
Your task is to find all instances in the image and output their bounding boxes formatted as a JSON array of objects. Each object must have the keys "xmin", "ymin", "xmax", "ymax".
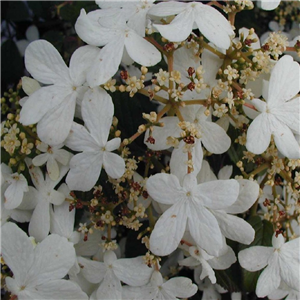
[
  {"xmin": 147, "ymin": 173, "xmax": 240, "ymax": 256},
  {"xmin": 238, "ymin": 234, "xmax": 300, "ymax": 297},
  {"xmin": 25, "ymin": 158, "xmax": 69, "ymax": 242},
  {"xmin": 65, "ymin": 87, "xmax": 125, "ymax": 191},
  {"xmin": 246, "ymin": 55, "xmax": 300, "ymax": 158},
  {"xmin": 75, "ymin": 8, "xmax": 161, "ymax": 87},
  {"xmin": 33, "ymin": 142, "xmax": 71, "ymax": 181},
  {"xmin": 258, "ymin": 0, "xmax": 281, "ymax": 11},
  {"xmin": 123, "ymin": 270, "xmax": 197, "ymax": 300},
  {"xmin": 2, "ymin": 222, "xmax": 88, "ymax": 300},
  {"xmin": 19, "ymin": 40, "xmax": 100, "ymax": 145},
  {"xmin": 77, "ymin": 250, "xmax": 153, "ymax": 299},
  {"xmin": 1, "ymin": 163, "xmax": 28, "ymax": 210},
  {"xmin": 95, "ymin": 0, "xmax": 155, "ymax": 37},
  {"xmin": 145, "ymin": 105, "xmax": 231, "ymax": 182},
  {"xmin": 179, "ymin": 245, "xmax": 236, "ymax": 284},
  {"xmin": 148, "ymin": 1, "xmax": 234, "ymax": 49}
]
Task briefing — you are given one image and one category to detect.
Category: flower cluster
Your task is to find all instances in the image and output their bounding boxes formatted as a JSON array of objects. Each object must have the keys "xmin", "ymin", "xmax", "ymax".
[{"xmin": 1, "ymin": 1, "xmax": 300, "ymax": 300}]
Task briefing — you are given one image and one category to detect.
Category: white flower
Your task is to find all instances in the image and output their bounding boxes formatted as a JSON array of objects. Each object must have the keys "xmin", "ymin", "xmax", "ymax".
[
  {"xmin": 238, "ymin": 234, "xmax": 300, "ymax": 297},
  {"xmin": 1, "ymin": 163, "xmax": 28, "ymax": 210},
  {"xmin": 65, "ymin": 87, "xmax": 125, "ymax": 191},
  {"xmin": 179, "ymin": 245, "xmax": 236, "ymax": 284},
  {"xmin": 246, "ymin": 55, "xmax": 300, "ymax": 158},
  {"xmin": 25, "ymin": 158, "xmax": 69, "ymax": 242},
  {"xmin": 258, "ymin": 0, "xmax": 281, "ymax": 11},
  {"xmin": 19, "ymin": 40, "xmax": 100, "ymax": 145},
  {"xmin": 123, "ymin": 270, "xmax": 197, "ymax": 300},
  {"xmin": 16, "ymin": 25, "xmax": 39, "ymax": 56},
  {"xmin": 77, "ymin": 251, "xmax": 153, "ymax": 299},
  {"xmin": 147, "ymin": 173, "xmax": 240, "ymax": 256},
  {"xmin": 2, "ymin": 222, "xmax": 88, "ymax": 300},
  {"xmin": 95, "ymin": 0, "xmax": 155, "ymax": 37},
  {"xmin": 75, "ymin": 8, "xmax": 161, "ymax": 87},
  {"xmin": 33, "ymin": 142, "xmax": 71, "ymax": 181},
  {"xmin": 148, "ymin": 1, "xmax": 234, "ymax": 49}
]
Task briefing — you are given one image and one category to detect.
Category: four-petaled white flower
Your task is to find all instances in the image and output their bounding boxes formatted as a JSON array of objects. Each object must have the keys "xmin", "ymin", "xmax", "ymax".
[
  {"xmin": 147, "ymin": 173, "xmax": 240, "ymax": 257},
  {"xmin": 238, "ymin": 234, "xmax": 300, "ymax": 297},
  {"xmin": 65, "ymin": 87, "xmax": 125, "ymax": 191},
  {"xmin": 33, "ymin": 142, "xmax": 71, "ymax": 181},
  {"xmin": 246, "ymin": 55, "xmax": 300, "ymax": 158},
  {"xmin": 2, "ymin": 222, "xmax": 88, "ymax": 300},
  {"xmin": 148, "ymin": 1, "xmax": 234, "ymax": 49},
  {"xmin": 77, "ymin": 250, "xmax": 153, "ymax": 299},
  {"xmin": 1, "ymin": 163, "xmax": 28, "ymax": 210},
  {"xmin": 75, "ymin": 8, "xmax": 161, "ymax": 87},
  {"xmin": 19, "ymin": 40, "xmax": 100, "ymax": 145},
  {"xmin": 123, "ymin": 270, "xmax": 198, "ymax": 300}
]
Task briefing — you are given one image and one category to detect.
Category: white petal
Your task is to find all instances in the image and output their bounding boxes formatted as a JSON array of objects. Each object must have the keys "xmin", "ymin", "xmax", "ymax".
[
  {"xmin": 148, "ymin": 1, "xmax": 186, "ymax": 16},
  {"xmin": 125, "ymin": 30, "xmax": 161, "ymax": 66},
  {"xmin": 49, "ymin": 189, "xmax": 65, "ymax": 206},
  {"xmin": 50, "ymin": 201, "xmax": 75, "ymax": 239},
  {"xmin": 273, "ymin": 121, "xmax": 300, "ymax": 159},
  {"xmin": 193, "ymin": 179, "xmax": 239, "ymax": 210},
  {"xmin": 238, "ymin": 246, "xmax": 273, "ymax": 271},
  {"xmin": 75, "ymin": 9, "xmax": 117, "ymax": 47},
  {"xmin": 256, "ymin": 253, "xmax": 281, "ymax": 298},
  {"xmin": 260, "ymin": 0, "xmax": 281, "ymax": 10},
  {"xmin": 113, "ymin": 256, "xmax": 153, "ymax": 286},
  {"xmin": 37, "ymin": 92, "xmax": 76, "ymax": 145},
  {"xmin": 77, "ymin": 256, "xmax": 106, "ymax": 284},
  {"xmin": 201, "ymin": 120, "xmax": 231, "ymax": 154},
  {"xmin": 65, "ymin": 122, "xmax": 99, "ymax": 152},
  {"xmin": 26, "ymin": 279, "xmax": 88, "ymax": 299},
  {"xmin": 188, "ymin": 203, "xmax": 224, "ymax": 257},
  {"xmin": 279, "ymin": 238, "xmax": 300, "ymax": 292},
  {"xmin": 146, "ymin": 173, "xmax": 184, "ymax": 205},
  {"xmin": 224, "ymin": 179, "xmax": 259, "ymax": 214},
  {"xmin": 87, "ymin": 36, "xmax": 125, "ymax": 87},
  {"xmin": 212, "ymin": 210, "xmax": 255, "ymax": 245},
  {"xmin": 106, "ymin": 138, "xmax": 121, "ymax": 152},
  {"xmin": 25, "ymin": 40, "xmax": 71, "ymax": 85},
  {"xmin": 217, "ymin": 165, "xmax": 232, "ymax": 180},
  {"xmin": 268, "ymin": 55, "xmax": 300, "ymax": 108},
  {"xmin": 195, "ymin": 4, "xmax": 233, "ymax": 49},
  {"xmin": 272, "ymin": 97, "xmax": 300, "ymax": 134},
  {"xmin": 150, "ymin": 200, "xmax": 187, "ymax": 256},
  {"xmin": 96, "ymin": 271, "xmax": 122, "ymax": 300},
  {"xmin": 153, "ymin": 10, "xmax": 194, "ymax": 42},
  {"xmin": 197, "ymin": 160, "xmax": 217, "ymax": 183},
  {"xmin": 53, "ymin": 149, "xmax": 71, "ymax": 166},
  {"xmin": 26, "ymin": 234, "xmax": 75, "ymax": 286},
  {"xmin": 19, "ymin": 85, "xmax": 71, "ymax": 125},
  {"xmin": 66, "ymin": 152, "xmax": 102, "ymax": 192},
  {"xmin": 208, "ymin": 246, "xmax": 237, "ymax": 270},
  {"xmin": 26, "ymin": 159, "xmax": 45, "ymax": 189},
  {"xmin": 246, "ymin": 113, "xmax": 271, "ymax": 154},
  {"xmin": 69, "ymin": 45, "xmax": 100, "ymax": 86},
  {"xmin": 103, "ymin": 152, "xmax": 125, "ymax": 179},
  {"xmin": 26, "ymin": 25, "xmax": 39, "ymax": 41},
  {"xmin": 4, "ymin": 177, "xmax": 28, "ymax": 210},
  {"xmin": 29, "ymin": 200, "xmax": 50, "ymax": 242},
  {"xmin": 163, "ymin": 277, "xmax": 198, "ymax": 298},
  {"xmin": 32, "ymin": 153, "xmax": 49, "ymax": 167},
  {"xmin": 82, "ymin": 87, "xmax": 114, "ymax": 146},
  {"xmin": 21, "ymin": 76, "xmax": 41, "ymax": 96},
  {"xmin": 16, "ymin": 39, "xmax": 29, "ymax": 56},
  {"xmin": 46, "ymin": 156, "xmax": 60, "ymax": 181},
  {"xmin": 1, "ymin": 222, "xmax": 34, "ymax": 286}
]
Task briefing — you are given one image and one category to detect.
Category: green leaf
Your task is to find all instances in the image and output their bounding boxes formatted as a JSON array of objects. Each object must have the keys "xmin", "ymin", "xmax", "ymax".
[
  {"xmin": 239, "ymin": 216, "xmax": 273, "ymax": 292},
  {"xmin": 59, "ymin": 2, "xmax": 98, "ymax": 25},
  {"xmin": 6, "ymin": 2, "xmax": 30, "ymax": 22},
  {"xmin": 215, "ymin": 264, "xmax": 241, "ymax": 293},
  {"xmin": 1, "ymin": 39, "xmax": 24, "ymax": 86}
]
